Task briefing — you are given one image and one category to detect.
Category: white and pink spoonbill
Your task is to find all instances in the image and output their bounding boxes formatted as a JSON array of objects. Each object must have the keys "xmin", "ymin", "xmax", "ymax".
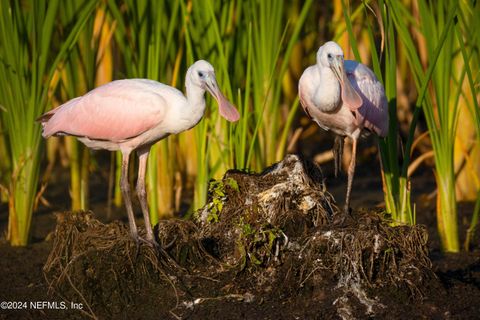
[
  {"xmin": 298, "ymin": 41, "xmax": 389, "ymax": 214},
  {"xmin": 38, "ymin": 60, "xmax": 240, "ymax": 246}
]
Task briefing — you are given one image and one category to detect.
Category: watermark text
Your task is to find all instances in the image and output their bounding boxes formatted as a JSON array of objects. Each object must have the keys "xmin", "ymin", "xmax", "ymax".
[{"xmin": 1, "ymin": 301, "xmax": 83, "ymax": 310}]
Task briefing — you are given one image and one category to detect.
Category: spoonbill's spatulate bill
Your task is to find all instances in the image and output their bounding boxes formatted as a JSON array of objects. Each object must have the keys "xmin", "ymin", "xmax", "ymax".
[
  {"xmin": 38, "ymin": 60, "xmax": 240, "ymax": 245},
  {"xmin": 298, "ymin": 41, "xmax": 389, "ymax": 214}
]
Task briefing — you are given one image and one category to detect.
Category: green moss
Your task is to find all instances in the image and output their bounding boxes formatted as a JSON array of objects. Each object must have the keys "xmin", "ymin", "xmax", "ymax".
[{"xmin": 204, "ymin": 177, "xmax": 239, "ymax": 223}]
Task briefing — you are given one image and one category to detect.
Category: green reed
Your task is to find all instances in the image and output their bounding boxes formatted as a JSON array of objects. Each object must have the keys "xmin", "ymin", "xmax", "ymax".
[
  {"xmin": 181, "ymin": 0, "xmax": 313, "ymax": 212},
  {"xmin": 388, "ymin": 0, "xmax": 477, "ymax": 252},
  {"xmin": 0, "ymin": 0, "xmax": 96, "ymax": 245},
  {"xmin": 0, "ymin": 121, "xmax": 10, "ymax": 203},
  {"xmin": 459, "ymin": 1, "xmax": 480, "ymax": 250}
]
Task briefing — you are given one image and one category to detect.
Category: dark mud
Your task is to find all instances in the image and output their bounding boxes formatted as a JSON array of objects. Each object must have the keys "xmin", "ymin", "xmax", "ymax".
[{"xmin": 1, "ymin": 154, "xmax": 479, "ymax": 320}]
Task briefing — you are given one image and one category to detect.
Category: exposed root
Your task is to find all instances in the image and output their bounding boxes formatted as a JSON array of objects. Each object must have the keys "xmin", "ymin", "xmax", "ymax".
[
  {"xmin": 155, "ymin": 219, "xmax": 215, "ymax": 268},
  {"xmin": 298, "ymin": 210, "xmax": 432, "ymax": 316},
  {"xmin": 43, "ymin": 155, "xmax": 434, "ymax": 318},
  {"xmin": 43, "ymin": 211, "xmax": 179, "ymax": 317}
]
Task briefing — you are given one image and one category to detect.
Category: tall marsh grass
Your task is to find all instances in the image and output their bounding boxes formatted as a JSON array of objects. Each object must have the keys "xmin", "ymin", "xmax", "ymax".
[
  {"xmin": 0, "ymin": 0, "xmax": 97, "ymax": 245},
  {"xmin": 387, "ymin": 0, "xmax": 478, "ymax": 252},
  {"xmin": 181, "ymin": 0, "xmax": 313, "ymax": 212},
  {"xmin": 0, "ymin": 0, "xmax": 478, "ymax": 252},
  {"xmin": 340, "ymin": 0, "xmax": 479, "ymax": 253}
]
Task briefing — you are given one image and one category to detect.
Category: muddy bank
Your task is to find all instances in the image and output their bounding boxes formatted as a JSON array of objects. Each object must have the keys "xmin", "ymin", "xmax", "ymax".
[
  {"xmin": 38, "ymin": 155, "xmax": 440, "ymax": 319},
  {"xmin": 1, "ymin": 155, "xmax": 479, "ymax": 319}
]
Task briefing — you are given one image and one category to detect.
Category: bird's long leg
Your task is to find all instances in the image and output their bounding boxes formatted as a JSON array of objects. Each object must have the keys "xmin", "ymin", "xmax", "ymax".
[
  {"xmin": 120, "ymin": 150, "xmax": 139, "ymax": 241},
  {"xmin": 136, "ymin": 147, "xmax": 156, "ymax": 245},
  {"xmin": 333, "ymin": 135, "xmax": 344, "ymax": 178},
  {"xmin": 344, "ymin": 137, "xmax": 358, "ymax": 214}
]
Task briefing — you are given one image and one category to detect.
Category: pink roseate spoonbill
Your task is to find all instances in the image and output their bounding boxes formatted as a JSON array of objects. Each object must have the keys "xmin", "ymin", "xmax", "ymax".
[
  {"xmin": 38, "ymin": 60, "xmax": 240, "ymax": 246},
  {"xmin": 298, "ymin": 41, "xmax": 389, "ymax": 214}
]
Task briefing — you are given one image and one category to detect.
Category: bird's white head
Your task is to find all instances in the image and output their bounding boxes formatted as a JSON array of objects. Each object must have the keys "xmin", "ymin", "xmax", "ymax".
[
  {"xmin": 316, "ymin": 41, "xmax": 344, "ymax": 68},
  {"xmin": 186, "ymin": 60, "xmax": 240, "ymax": 122},
  {"xmin": 316, "ymin": 41, "xmax": 363, "ymax": 110},
  {"xmin": 187, "ymin": 60, "xmax": 215, "ymax": 87}
]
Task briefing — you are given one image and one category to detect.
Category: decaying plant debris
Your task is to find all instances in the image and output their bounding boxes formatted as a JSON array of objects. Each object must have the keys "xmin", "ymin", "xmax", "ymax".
[
  {"xmin": 44, "ymin": 155, "xmax": 434, "ymax": 319},
  {"xmin": 43, "ymin": 212, "xmax": 178, "ymax": 319}
]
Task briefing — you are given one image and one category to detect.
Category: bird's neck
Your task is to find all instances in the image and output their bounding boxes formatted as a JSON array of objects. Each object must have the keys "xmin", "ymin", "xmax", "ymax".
[
  {"xmin": 314, "ymin": 66, "xmax": 341, "ymax": 112},
  {"xmin": 185, "ymin": 83, "xmax": 207, "ymax": 126},
  {"xmin": 318, "ymin": 65, "xmax": 338, "ymax": 81}
]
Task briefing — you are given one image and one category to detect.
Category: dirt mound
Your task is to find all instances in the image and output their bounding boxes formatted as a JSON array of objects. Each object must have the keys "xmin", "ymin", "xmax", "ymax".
[
  {"xmin": 43, "ymin": 212, "xmax": 180, "ymax": 319},
  {"xmin": 44, "ymin": 154, "xmax": 434, "ymax": 319}
]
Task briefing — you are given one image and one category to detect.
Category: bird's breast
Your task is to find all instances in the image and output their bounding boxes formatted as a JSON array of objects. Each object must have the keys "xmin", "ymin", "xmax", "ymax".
[
  {"xmin": 308, "ymin": 104, "xmax": 360, "ymax": 138},
  {"xmin": 313, "ymin": 79, "xmax": 341, "ymax": 113}
]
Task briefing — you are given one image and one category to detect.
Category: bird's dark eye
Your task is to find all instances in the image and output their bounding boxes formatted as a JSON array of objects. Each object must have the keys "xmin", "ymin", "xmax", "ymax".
[
  {"xmin": 327, "ymin": 53, "xmax": 333, "ymax": 59},
  {"xmin": 198, "ymin": 71, "xmax": 204, "ymax": 78}
]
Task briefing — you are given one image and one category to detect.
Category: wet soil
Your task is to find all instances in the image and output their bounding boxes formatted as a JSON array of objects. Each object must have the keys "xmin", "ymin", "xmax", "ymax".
[{"xmin": 1, "ymin": 149, "xmax": 479, "ymax": 320}]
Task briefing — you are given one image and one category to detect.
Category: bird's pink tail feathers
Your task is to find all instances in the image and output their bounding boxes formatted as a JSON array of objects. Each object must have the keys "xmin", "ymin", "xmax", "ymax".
[{"xmin": 36, "ymin": 97, "xmax": 80, "ymax": 138}]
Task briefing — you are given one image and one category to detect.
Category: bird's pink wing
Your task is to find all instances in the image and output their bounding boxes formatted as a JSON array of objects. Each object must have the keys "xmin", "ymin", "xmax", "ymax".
[
  {"xmin": 345, "ymin": 61, "xmax": 389, "ymax": 137},
  {"xmin": 298, "ymin": 66, "xmax": 317, "ymax": 120},
  {"xmin": 42, "ymin": 80, "xmax": 168, "ymax": 141}
]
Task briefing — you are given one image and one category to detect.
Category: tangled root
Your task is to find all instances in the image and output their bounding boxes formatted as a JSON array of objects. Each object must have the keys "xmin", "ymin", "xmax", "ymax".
[
  {"xmin": 43, "ymin": 155, "xmax": 434, "ymax": 319},
  {"xmin": 43, "ymin": 211, "xmax": 176, "ymax": 317},
  {"xmin": 155, "ymin": 219, "xmax": 214, "ymax": 269},
  {"xmin": 196, "ymin": 154, "xmax": 336, "ymax": 266},
  {"xmin": 298, "ymin": 210, "xmax": 432, "ymax": 299}
]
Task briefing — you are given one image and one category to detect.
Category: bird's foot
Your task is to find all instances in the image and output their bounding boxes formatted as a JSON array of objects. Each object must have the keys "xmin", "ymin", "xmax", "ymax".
[
  {"xmin": 132, "ymin": 234, "xmax": 160, "ymax": 258},
  {"xmin": 137, "ymin": 235, "xmax": 160, "ymax": 250},
  {"xmin": 333, "ymin": 206, "xmax": 353, "ymax": 227},
  {"xmin": 145, "ymin": 237, "xmax": 161, "ymax": 251}
]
